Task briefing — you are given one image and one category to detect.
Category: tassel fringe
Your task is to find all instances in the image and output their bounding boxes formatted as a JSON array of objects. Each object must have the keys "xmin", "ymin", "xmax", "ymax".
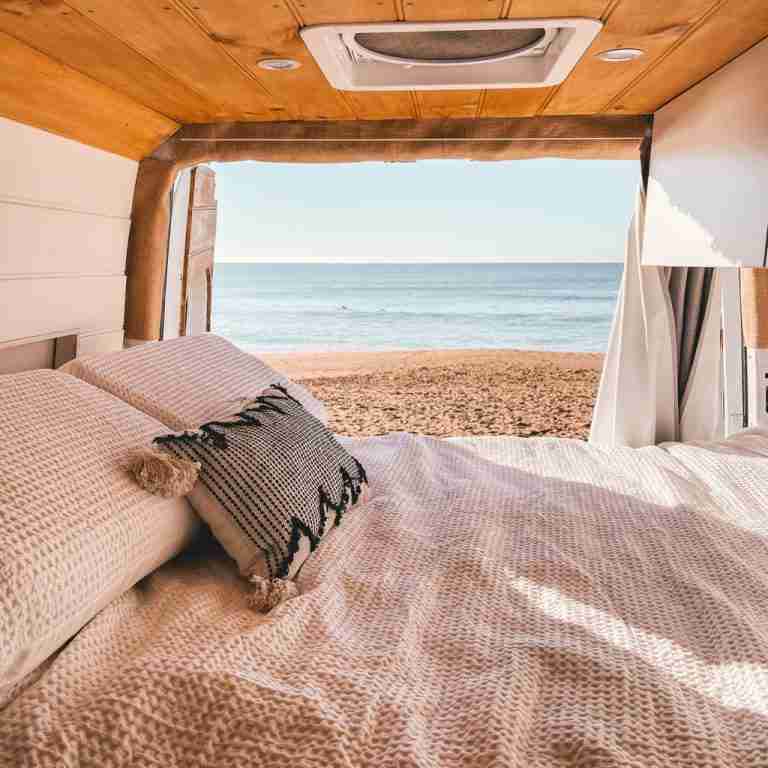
[
  {"xmin": 247, "ymin": 575, "xmax": 299, "ymax": 613},
  {"xmin": 124, "ymin": 446, "xmax": 200, "ymax": 497}
]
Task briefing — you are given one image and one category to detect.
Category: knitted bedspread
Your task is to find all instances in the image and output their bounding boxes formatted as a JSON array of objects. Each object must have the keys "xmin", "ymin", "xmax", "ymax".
[{"xmin": 4, "ymin": 431, "xmax": 768, "ymax": 767}]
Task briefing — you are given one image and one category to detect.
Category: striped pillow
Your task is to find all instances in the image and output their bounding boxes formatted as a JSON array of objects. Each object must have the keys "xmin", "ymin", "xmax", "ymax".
[{"xmin": 156, "ymin": 385, "xmax": 368, "ymax": 585}]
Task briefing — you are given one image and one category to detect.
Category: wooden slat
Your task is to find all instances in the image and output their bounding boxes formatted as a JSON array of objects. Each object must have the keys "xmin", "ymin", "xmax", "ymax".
[
  {"xmin": 741, "ymin": 270, "xmax": 768, "ymax": 349},
  {"xmin": 481, "ymin": 87, "xmax": 555, "ymax": 118},
  {"xmin": 301, "ymin": 0, "xmax": 416, "ymax": 119},
  {"xmin": 299, "ymin": 1, "xmax": 400, "ymax": 23},
  {"xmin": 414, "ymin": 91, "xmax": 485, "ymax": 119},
  {"xmin": 64, "ymin": 0, "xmax": 277, "ymax": 120},
  {"xmin": 180, "ymin": 165, "xmax": 216, "ymax": 336},
  {"xmin": 0, "ymin": 2, "xmax": 215, "ymax": 122},
  {"xmin": 342, "ymin": 91, "xmax": 416, "ymax": 120},
  {"xmin": 606, "ymin": 0, "xmax": 768, "ymax": 114},
  {"xmin": 188, "ymin": 208, "xmax": 217, "ymax": 256},
  {"xmin": 543, "ymin": 0, "xmax": 724, "ymax": 115},
  {"xmin": 191, "ymin": 166, "xmax": 216, "ymax": 207},
  {"xmin": 403, "ymin": 0, "xmax": 505, "ymax": 21},
  {"xmin": 0, "ymin": 31, "xmax": 178, "ymax": 159},
  {"xmin": 505, "ymin": 0, "xmax": 610, "ymax": 16},
  {"xmin": 177, "ymin": 0, "xmax": 353, "ymax": 121},
  {"xmin": 483, "ymin": 0, "xmax": 611, "ymax": 118}
]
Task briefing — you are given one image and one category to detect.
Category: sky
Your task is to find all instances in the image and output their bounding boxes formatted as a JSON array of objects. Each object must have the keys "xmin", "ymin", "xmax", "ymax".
[{"xmin": 212, "ymin": 158, "xmax": 639, "ymax": 263}]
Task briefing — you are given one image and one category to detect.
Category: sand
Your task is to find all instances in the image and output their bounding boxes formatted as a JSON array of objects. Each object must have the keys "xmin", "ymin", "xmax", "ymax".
[{"xmin": 264, "ymin": 348, "xmax": 603, "ymax": 440}]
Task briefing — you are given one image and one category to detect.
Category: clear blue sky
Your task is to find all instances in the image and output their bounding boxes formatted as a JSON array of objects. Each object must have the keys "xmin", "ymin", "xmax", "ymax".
[{"xmin": 212, "ymin": 158, "xmax": 639, "ymax": 263}]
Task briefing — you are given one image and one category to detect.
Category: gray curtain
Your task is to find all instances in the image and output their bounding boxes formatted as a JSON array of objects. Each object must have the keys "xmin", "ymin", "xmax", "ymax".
[{"xmin": 666, "ymin": 267, "xmax": 715, "ymax": 401}]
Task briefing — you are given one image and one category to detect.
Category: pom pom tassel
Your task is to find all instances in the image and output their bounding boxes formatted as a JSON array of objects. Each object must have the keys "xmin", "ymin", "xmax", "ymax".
[
  {"xmin": 247, "ymin": 575, "xmax": 299, "ymax": 613},
  {"xmin": 124, "ymin": 446, "xmax": 200, "ymax": 497}
]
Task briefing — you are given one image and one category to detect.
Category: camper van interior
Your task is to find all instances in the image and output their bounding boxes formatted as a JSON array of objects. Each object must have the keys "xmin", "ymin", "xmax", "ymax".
[{"xmin": 2, "ymin": 2, "xmax": 768, "ymax": 765}]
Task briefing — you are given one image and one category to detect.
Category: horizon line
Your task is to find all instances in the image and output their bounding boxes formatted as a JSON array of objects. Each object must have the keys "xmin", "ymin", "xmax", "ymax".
[{"xmin": 215, "ymin": 259, "xmax": 623, "ymax": 265}]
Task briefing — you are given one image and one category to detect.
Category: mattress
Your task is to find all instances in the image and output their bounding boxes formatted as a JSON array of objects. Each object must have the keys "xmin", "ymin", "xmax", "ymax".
[{"xmin": 3, "ymin": 431, "xmax": 768, "ymax": 766}]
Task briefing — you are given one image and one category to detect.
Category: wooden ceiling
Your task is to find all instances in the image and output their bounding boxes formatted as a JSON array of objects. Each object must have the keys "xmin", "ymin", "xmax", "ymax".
[{"xmin": 1, "ymin": 0, "xmax": 767, "ymax": 159}]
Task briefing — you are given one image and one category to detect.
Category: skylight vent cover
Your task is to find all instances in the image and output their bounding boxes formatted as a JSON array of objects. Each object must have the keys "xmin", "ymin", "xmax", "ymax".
[{"xmin": 301, "ymin": 20, "xmax": 602, "ymax": 91}]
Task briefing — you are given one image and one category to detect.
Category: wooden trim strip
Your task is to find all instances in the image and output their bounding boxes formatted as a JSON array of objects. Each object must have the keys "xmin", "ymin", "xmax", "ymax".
[
  {"xmin": 741, "ymin": 269, "xmax": 768, "ymax": 348},
  {"xmin": 174, "ymin": 136, "xmax": 643, "ymax": 143},
  {"xmin": 169, "ymin": 115, "xmax": 649, "ymax": 146}
]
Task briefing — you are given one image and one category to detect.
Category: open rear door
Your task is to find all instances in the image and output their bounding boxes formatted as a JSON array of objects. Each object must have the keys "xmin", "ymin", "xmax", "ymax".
[{"xmin": 163, "ymin": 165, "xmax": 217, "ymax": 338}]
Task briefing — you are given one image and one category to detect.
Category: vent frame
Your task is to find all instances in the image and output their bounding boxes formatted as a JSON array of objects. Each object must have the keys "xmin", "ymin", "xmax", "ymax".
[{"xmin": 300, "ymin": 19, "xmax": 602, "ymax": 91}]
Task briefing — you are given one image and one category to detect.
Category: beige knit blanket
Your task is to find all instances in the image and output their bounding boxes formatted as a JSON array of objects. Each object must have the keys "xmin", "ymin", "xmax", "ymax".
[{"xmin": 3, "ymin": 431, "xmax": 768, "ymax": 767}]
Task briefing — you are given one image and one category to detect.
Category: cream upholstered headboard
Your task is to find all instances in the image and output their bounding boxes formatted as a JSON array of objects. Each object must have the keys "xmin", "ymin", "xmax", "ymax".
[{"xmin": 0, "ymin": 332, "xmax": 79, "ymax": 375}]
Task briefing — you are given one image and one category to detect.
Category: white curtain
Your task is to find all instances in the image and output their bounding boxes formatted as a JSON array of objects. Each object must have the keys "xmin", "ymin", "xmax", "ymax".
[{"xmin": 590, "ymin": 186, "xmax": 723, "ymax": 448}]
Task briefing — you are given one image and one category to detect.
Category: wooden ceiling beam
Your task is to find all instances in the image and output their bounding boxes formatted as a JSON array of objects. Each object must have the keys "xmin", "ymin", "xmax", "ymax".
[{"xmin": 160, "ymin": 115, "xmax": 650, "ymax": 162}]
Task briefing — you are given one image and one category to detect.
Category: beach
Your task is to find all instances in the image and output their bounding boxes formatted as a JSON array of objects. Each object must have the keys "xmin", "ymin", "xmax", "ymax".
[{"xmin": 264, "ymin": 348, "xmax": 604, "ymax": 440}]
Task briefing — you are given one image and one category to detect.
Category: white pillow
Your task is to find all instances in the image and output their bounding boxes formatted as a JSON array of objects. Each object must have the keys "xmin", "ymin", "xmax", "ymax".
[
  {"xmin": 0, "ymin": 370, "xmax": 199, "ymax": 698},
  {"xmin": 61, "ymin": 333, "xmax": 328, "ymax": 431}
]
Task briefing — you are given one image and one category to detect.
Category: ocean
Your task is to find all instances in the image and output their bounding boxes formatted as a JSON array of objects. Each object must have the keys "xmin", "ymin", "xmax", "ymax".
[{"xmin": 212, "ymin": 262, "xmax": 622, "ymax": 354}]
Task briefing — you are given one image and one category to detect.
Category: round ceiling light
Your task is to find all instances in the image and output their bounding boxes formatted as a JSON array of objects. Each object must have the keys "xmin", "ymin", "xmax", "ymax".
[
  {"xmin": 258, "ymin": 58, "xmax": 301, "ymax": 71},
  {"xmin": 596, "ymin": 48, "xmax": 645, "ymax": 62}
]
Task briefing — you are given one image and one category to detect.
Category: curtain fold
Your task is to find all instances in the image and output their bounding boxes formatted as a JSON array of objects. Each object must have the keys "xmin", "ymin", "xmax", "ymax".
[{"xmin": 589, "ymin": 186, "xmax": 722, "ymax": 448}]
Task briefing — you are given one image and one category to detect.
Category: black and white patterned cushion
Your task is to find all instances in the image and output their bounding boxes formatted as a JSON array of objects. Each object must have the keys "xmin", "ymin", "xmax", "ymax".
[{"xmin": 155, "ymin": 385, "xmax": 368, "ymax": 580}]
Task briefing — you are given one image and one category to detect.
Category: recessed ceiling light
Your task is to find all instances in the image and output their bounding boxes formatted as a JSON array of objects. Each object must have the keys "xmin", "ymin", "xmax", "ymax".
[
  {"xmin": 258, "ymin": 58, "xmax": 301, "ymax": 71},
  {"xmin": 596, "ymin": 48, "xmax": 645, "ymax": 63}
]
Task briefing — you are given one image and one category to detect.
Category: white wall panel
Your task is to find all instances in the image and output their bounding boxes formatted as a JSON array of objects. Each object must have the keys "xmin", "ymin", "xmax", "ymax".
[
  {"xmin": 0, "ymin": 276, "xmax": 125, "ymax": 344},
  {"xmin": 0, "ymin": 118, "xmax": 137, "ymax": 361},
  {"xmin": 0, "ymin": 117, "xmax": 137, "ymax": 218},
  {"xmin": 0, "ymin": 202, "xmax": 129, "ymax": 277},
  {"xmin": 643, "ymin": 38, "xmax": 768, "ymax": 268}
]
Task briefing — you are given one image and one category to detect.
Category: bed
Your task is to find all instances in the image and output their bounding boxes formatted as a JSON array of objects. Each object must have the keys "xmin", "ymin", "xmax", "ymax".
[{"xmin": 3, "ymin": 338, "xmax": 768, "ymax": 767}]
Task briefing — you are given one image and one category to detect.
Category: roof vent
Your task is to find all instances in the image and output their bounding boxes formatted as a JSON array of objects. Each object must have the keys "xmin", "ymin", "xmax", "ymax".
[{"xmin": 300, "ymin": 19, "xmax": 602, "ymax": 91}]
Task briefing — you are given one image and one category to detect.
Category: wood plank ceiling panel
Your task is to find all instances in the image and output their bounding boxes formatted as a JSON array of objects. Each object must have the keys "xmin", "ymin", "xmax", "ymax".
[
  {"xmin": 605, "ymin": 0, "xmax": 768, "ymax": 114},
  {"xmin": 63, "ymin": 0, "xmax": 278, "ymax": 120},
  {"xmin": 301, "ymin": 0, "xmax": 416, "ymax": 119},
  {"xmin": 175, "ymin": 0, "xmax": 353, "ymax": 121},
  {"xmin": 404, "ymin": 0, "xmax": 504, "ymax": 119},
  {"xmin": 0, "ymin": 1, "xmax": 213, "ymax": 122},
  {"xmin": 0, "ymin": 30, "xmax": 178, "ymax": 158},
  {"xmin": 482, "ymin": 0, "xmax": 612, "ymax": 118},
  {"xmin": 542, "ymin": 0, "xmax": 727, "ymax": 115}
]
